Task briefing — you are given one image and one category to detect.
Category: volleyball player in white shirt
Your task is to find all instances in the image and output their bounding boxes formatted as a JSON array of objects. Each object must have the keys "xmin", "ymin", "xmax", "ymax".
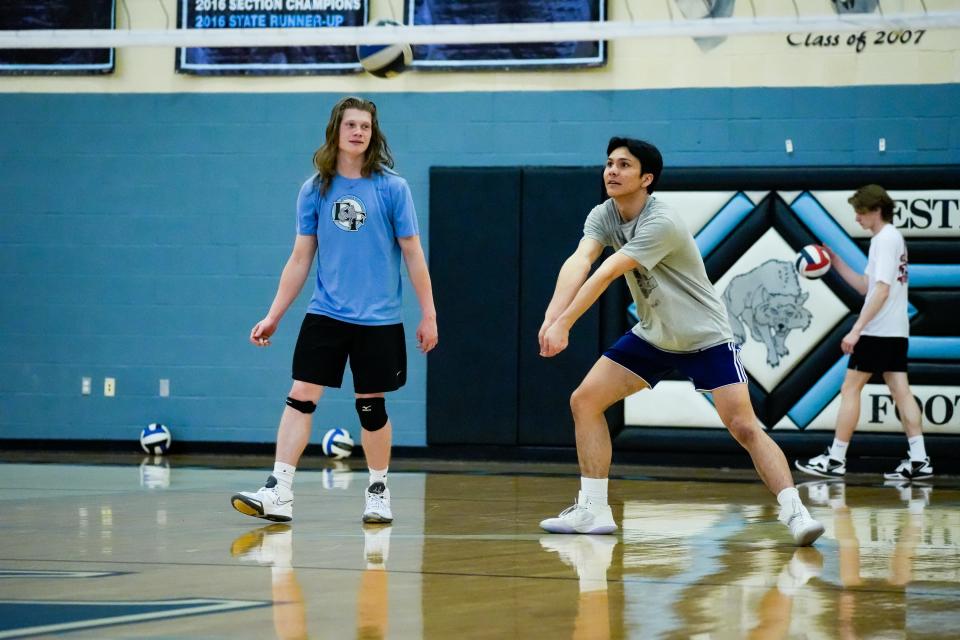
[{"xmin": 796, "ymin": 185, "xmax": 931, "ymax": 481}]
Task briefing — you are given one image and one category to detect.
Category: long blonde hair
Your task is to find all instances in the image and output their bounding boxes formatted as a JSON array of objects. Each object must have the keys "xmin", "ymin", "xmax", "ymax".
[{"xmin": 312, "ymin": 96, "xmax": 395, "ymax": 195}]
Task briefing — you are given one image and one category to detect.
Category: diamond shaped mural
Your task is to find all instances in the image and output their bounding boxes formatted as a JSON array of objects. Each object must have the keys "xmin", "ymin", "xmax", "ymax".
[
  {"xmin": 713, "ymin": 228, "xmax": 849, "ymax": 391},
  {"xmin": 626, "ymin": 185, "xmax": 960, "ymax": 432}
]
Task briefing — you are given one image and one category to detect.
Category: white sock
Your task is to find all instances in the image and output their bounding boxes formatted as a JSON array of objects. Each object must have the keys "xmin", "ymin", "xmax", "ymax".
[
  {"xmin": 580, "ymin": 477, "xmax": 608, "ymax": 504},
  {"xmin": 777, "ymin": 487, "xmax": 800, "ymax": 509},
  {"xmin": 908, "ymin": 435, "xmax": 927, "ymax": 461},
  {"xmin": 272, "ymin": 462, "xmax": 296, "ymax": 490},
  {"xmin": 828, "ymin": 438, "xmax": 849, "ymax": 461},
  {"xmin": 369, "ymin": 467, "xmax": 388, "ymax": 486}
]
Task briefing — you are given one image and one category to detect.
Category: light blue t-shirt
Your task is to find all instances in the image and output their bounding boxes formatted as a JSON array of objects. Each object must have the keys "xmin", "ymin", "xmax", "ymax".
[{"xmin": 296, "ymin": 169, "xmax": 419, "ymax": 325}]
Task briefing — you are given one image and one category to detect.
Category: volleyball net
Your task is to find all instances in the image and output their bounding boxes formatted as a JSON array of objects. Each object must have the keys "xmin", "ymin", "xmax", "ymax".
[{"xmin": 1, "ymin": 1, "xmax": 959, "ymax": 49}]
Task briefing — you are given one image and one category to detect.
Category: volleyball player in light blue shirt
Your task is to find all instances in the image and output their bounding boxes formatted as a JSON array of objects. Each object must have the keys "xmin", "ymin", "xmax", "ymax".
[{"xmin": 232, "ymin": 96, "xmax": 438, "ymax": 525}]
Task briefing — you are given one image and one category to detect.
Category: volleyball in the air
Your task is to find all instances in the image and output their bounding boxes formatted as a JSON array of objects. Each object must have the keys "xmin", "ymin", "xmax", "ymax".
[
  {"xmin": 795, "ymin": 244, "xmax": 832, "ymax": 279},
  {"xmin": 321, "ymin": 427, "xmax": 354, "ymax": 459},
  {"xmin": 357, "ymin": 19, "xmax": 412, "ymax": 78},
  {"xmin": 140, "ymin": 423, "xmax": 172, "ymax": 455}
]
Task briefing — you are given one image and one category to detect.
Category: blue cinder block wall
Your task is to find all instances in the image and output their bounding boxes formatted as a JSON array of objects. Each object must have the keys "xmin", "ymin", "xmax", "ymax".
[{"xmin": 1, "ymin": 85, "xmax": 958, "ymax": 446}]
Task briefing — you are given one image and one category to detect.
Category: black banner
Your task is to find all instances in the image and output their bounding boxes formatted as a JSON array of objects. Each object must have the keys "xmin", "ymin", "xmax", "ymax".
[
  {"xmin": 176, "ymin": 0, "xmax": 367, "ymax": 75},
  {"xmin": 0, "ymin": 1, "xmax": 115, "ymax": 75},
  {"xmin": 407, "ymin": 0, "xmax": 606, "ymax": 70}
]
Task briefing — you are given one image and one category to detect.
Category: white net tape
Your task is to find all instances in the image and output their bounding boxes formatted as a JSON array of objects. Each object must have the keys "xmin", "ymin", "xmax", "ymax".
[{"xmin": 1, "ymin": 11, "xmax": 959, "ymax": 49}]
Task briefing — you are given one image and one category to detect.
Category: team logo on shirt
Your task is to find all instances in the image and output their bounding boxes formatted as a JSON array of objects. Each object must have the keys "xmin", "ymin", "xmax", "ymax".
[
  {"xmin": 631, "ymin": 268, "xmax": 659, "ymax": 299},
  {"xmin": 332, "ymin": 196, "xmax": 366, "ymax": 232},
  {"xmin": 897, "ymin": 251, "xmax": 909, "ymax": 283}
]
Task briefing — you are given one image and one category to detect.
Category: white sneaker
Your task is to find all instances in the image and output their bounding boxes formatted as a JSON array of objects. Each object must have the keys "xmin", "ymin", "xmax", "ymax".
[
  {"xmin": 363, "ymin": 482, "xmax": 393, "ymax": 524},
  {"xmin": 778, "ymin": 498, "xmax": 825, "ymax": 546},
  {"xmin": 230, "ymin": 523, "xmax": 293, "ymax": 568},
  {"xmin": 884, "ymin": 456, "xmax": 934, "ymax": 481},
  {"xmin": 231, "ymin": 475, "xmax": 293, "ymax": 522},
  {"xmin": 363, "ymin": 525, "xmax": 392, "ymax": 567},
  {"xmin": 794, "ymin": 450, "xmax": 846, "ymax": 478},
  {"xmin": 539, "ymin": 492, "xmax": 617, "ymax": 535}
]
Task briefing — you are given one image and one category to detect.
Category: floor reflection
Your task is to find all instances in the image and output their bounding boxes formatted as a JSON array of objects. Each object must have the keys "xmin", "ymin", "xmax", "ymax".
[
  {"xmin": 541, "ymin": 536, "xmax": 618, "ymax": 640},
  {"xmin": 1, "ymin": 461, "xmax": 957, "ymax": 639},
  {"xmin": 229, "ymin": 521, "xmax": 394, "ymax": 639}
]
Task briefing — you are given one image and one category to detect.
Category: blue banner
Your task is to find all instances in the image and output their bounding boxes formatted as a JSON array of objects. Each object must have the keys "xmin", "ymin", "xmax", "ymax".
[
  {"xmin": 177, "ymin": 0, "xmax": 368, "ymax": 75},
  {"xmin": 408, "ymin": 0, "xmax": 606, "ymax": 70}
]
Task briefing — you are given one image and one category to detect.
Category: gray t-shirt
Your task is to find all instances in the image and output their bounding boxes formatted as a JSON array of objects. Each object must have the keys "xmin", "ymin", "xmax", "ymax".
[{"xmin": 584, "ymin": 197, "xmax": 733, "ymax": 352}]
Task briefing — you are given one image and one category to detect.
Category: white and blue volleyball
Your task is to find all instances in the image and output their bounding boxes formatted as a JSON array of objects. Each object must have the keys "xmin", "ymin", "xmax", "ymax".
[
  {"xmin": 795, "ymin": 244, "xmax": 832, "ymax": 279},
  {"xmin": 321, "ymin": 427, "xmax": 354, "ymax": 459},
  {"xmin": 139, "ymin": 423, "xmax": 172, "ymax": 455},
  {"xmin": 357, "ymin": 19, "xmax": 412, "ymax": 78}
]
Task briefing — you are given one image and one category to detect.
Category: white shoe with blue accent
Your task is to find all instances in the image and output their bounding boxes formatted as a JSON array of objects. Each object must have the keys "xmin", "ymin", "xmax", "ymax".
[{"xmin": 539, "ymin": 492, "xmax": 617, "ymax": 535}]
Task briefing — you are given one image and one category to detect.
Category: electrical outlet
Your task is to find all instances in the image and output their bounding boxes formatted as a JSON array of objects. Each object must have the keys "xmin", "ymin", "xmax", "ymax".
[
  {"xmin": 104, "ymin": 377, "xmax": 116, "ymax": 397},
  {"xmin": 81, "ymin": 377, "xmax": 91, "ymax": 395},
  {"xmin": 785, "ymin": 139, "xmax": 794, "ymax": 154},
  {"xmin": 159, "ymin": 379, "xmax": 170, "ymax": 397},
  {"xmin": 878, "ymin": 137, "xmax": 886, "ymax": 152}
]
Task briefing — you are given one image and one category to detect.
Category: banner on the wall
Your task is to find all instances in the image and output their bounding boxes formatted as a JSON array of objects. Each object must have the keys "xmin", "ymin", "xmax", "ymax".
[
  {"xmin": 407, "ymin": 0, "xmax": 606, "ymax": 70},
  {"xmin": 623, "ymin": 173, "xmax": 960, "ymax": 436},
  {"xmin": 0, "ymin": 1, "xmax": 115, "ymax": 75},
  {"xmin": 176, "ymin": 0, "xmax": 368, "ymax": 75}
]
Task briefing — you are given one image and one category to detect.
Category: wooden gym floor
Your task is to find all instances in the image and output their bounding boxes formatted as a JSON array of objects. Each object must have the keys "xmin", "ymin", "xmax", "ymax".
[{"xmin": 1, "ymin": 455, "xmax": 958, "ymax": 639}]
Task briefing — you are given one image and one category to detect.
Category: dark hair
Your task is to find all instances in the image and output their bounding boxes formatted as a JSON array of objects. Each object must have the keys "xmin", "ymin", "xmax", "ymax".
[
  {"xmin": 313, "ymin": 96, "xmax": 395, "ymax": 196},
  {"xmin": 848, "ymin": 184, "xmax": 895, "ymax": 222},
  {"xmin": 606, "ymin": 137, "xmax": 663, "ymax": 194}
]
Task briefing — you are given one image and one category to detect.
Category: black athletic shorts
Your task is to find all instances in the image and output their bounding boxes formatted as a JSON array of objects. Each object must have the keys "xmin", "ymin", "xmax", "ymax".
[
  {"xmin": 292, "ymin": 313, "xmax": 407, "ymax": 393},
  {"xmin": 848, "ymin": 335, "xmax": 908, "ymax": 373}
]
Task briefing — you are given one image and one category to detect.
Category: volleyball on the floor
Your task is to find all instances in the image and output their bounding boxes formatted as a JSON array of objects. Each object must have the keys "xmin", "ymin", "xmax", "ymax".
[
  {"xmin": 321, "ymin": 427, "xmax": 354, "ymax": 459},
  {"xmin": 139, "ymin": 423, "xmax": 172, "ymax": 455},
  {"xmin": 357, "ymin": 19, "xmax": 412, "ymax": 78},
  {"xmin": 795, "ymin": 244, "xmax": 831, "ymax": 279}
]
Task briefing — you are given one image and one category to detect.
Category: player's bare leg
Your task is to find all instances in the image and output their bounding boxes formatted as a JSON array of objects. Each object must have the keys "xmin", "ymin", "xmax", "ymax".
[
  {"xmin": 712, "ymin": 383, "xmax": 824, "ymax": 545},
  {"xmin": 835, "ymin": 370, "xmax": 872, "ymax": 443},
  {"xmin": 357, "ymin": 392, "xmax": 392, "ymax": 470},
  {"xmin": 358, "ymin": 392, "xmax": 393, "ymax": 523},
  {"xmin": 276, "ymin": 381, "xmax": 324, "ymax": 464},
  {"xmin": 540, "ymin": 357, "xmax": 646, "ymax": 535},
  {"xmin": 712, "ymin": 383, "xmax": 793, "ymax": 493},
  {"xmin": 232, "ymin": 380, "xmax": 323, "ymax": 522},
  {"xmin": 882, "ymin": 371, "xmax": 932, "ymax": 480},
  {"xmin": 883, "ymin": 372, "xmax": 922, "ymax": 438},
  {"xmin": 570, "ymin": 357, "xmax": 649, "ymax": 478}
]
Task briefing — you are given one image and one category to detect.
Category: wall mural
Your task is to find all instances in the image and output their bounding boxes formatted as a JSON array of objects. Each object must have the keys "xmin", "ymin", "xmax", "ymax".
[{"xmin": 624, "ymin": 183, "xmax": 960, "ymax": 435}]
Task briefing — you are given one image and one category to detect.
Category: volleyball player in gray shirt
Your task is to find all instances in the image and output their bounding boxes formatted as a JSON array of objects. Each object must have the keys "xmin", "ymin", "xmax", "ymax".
[{"xmin": 538, "ymin": 137, "xmax": 823, "ymax": 546}]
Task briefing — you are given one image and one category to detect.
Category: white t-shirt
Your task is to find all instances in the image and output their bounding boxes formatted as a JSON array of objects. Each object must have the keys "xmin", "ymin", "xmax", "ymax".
[{"xmin": 862, "ymin": 224, "xmax": 909, "ymax": 337}]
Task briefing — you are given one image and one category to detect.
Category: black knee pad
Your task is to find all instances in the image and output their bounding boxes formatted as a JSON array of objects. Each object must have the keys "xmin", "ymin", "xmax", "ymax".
[
  {"xmin": 356, "ymin": 398, "xmax": 388, "ymax": 431},
  {"xmin": 286, "ymin": 396, "xmax": 317, "ymax": 414}
]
